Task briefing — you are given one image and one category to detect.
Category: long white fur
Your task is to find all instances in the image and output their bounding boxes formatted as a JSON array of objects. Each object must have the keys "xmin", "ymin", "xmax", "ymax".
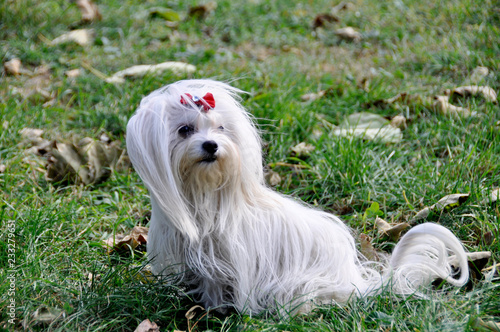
[{"xmin": 126, "ymin": 79, "xmax": 469, "ymax": 315}]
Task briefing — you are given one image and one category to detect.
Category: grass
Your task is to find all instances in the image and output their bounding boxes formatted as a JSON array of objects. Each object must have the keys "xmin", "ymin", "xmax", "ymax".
[{"xmin": 1, "ymin": 0, "xmax": 499, "ymax": 330}]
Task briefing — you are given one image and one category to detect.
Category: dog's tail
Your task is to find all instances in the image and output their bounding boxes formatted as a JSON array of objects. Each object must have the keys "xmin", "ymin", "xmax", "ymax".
[{"xmin": 388, "ymin": 223, "xmax": 469, "ymax": 294}]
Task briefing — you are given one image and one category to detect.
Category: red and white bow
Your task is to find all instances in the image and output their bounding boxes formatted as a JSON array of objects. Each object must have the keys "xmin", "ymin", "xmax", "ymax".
[{"xmin": 180, "ymin": 92, "xmax": 215, "ymax": 112}]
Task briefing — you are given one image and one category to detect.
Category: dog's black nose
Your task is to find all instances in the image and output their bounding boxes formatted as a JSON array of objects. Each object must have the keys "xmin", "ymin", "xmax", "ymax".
[{"xmin": 202, "ymin": 140, "xmax": 218, "ymax": 155}]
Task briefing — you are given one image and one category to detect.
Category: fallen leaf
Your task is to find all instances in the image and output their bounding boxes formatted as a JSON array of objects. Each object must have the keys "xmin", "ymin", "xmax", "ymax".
[
  {"xmin": 471, "ymin": 317, "xmax": 500, "ymax": 332},
  {"xmin": 334, "ymin": 27, "xmax": 361, "ymax": 42},
  {"xmin": 65, "ymin": 68, "xmax": 81, "ymax": 78},
  {"xmin": 103, "ymin": 226, "xmax": 149, "ymax": 254},
  {"xmin": 446, "ymin": 85, "xmax": 497, "ymax": 103},
  {"xmin": 50, "ymin": 29, "xmax": 94, "ymax": 47},
  {"xmin": 433, "ymin": 95, "xmax": 472, "ymax": 117},
  {"xmin": 333, "ymin": 112, "xmax": 403, "ymax": 143},
  {"xmin": 44, "ymin": 137, "xmax": 126, "ymax": 185},
  {"xmin": 301, "ymin": 90, "xmax": 326, "ymax": 101},
  {"xmin": 0, "ymin": 164, "xmax": 5, "ymax": 173},
  {"xmin": 365, "ymin": 93, "xmax": 432, "ymax": 110},
  {"xmin": 375, "ymin": 216, "xmax": 410, "ymax": 241},
  {"xmin": 76, "ymin": 0, "xmax": 102, "ymax": 22},
  {"xmin": 290, "ymin": 142, "xmax": 315, "ymax": 158},
  {"xmin": 188, "ymin": 1, "xmax": 217, "ymax": 20},
  {"xmin": 134, "ymin": 319, "xmax": 160, "ymax": 332},
  {"xmin": 105, "ymin": 61, "xmax": 196, "ymax": 84},
  {"xmin": 468, "ymin": 66, "xmax": 489, "ymax": 83},
  {"xmin": 413, "ymin": 193, "xmax": 469, "ymax": 221},
  {"xmin": 359, "ymin": 234, "xmax": 380, "ymax": 261},
  {"xmin": 312, "ymin": 13, "xmax": 340, "ymax": 29},
  {"xmin": 481, "ymin": 188, "xmax": 500, "ymax": 205},
  {"xmin": 390, "ymin": 115, "xmax": 407, "ymax": 129},
  {"xmin": 30, "ymin": 306, "xmax": 65, "ymax": 326},
  {"xmin": 148, "ymin": 7, "xmax": 182, "ymax": 22},
  {"xmin": 11, "ymin": 66, "xmax": 53, "ymax": 103},
  {"xmin": 4, "ymin": 58, "xmax": 21, "ymax": 75},
  {"xmin": 265, "ymin": 169, "xmax": 281, "ymax": 186},
  {"xmin": 185, "ymin": 305, "xmax": 205, "ymax": 320}
]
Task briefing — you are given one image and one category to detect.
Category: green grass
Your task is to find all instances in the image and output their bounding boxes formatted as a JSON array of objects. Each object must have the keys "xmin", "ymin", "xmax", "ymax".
[{"xmin": 1, "ymin": 0, "xmax": 499, "ymax": 330}]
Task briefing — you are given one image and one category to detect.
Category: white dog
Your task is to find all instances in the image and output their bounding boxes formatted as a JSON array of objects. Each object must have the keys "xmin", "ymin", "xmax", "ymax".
[{"xmin": 126, "ymin": 79, "xmax": 469, "ymax": 314}]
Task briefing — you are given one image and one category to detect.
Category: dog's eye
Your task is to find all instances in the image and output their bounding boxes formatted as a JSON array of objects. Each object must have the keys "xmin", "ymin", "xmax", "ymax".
[
  {"xmin": 218, "ymin": 126, "xmax": 224, "ymax": 130},
  {"xmin": 178, "ymin": 125, "xmax": 194, "ymax": 138}
]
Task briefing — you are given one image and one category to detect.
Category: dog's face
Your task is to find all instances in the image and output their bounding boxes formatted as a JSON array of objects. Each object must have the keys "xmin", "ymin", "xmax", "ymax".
[
  {"xmin": 127, "ymin": 80, "xmax": 265, "ymax": 209},
  {"xmin": 169, "ymin": 104, "xmax": 241, "ymax": 191}
]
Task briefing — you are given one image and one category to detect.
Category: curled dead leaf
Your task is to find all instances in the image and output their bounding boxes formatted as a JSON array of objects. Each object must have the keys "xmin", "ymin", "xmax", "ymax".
[
  {"xmin": 333, "ymin": 112, "xmax": 403, "ymax": 143},
  {"xmin": 412, "ymin": 193, "xmax": 469, "ymax": 221},
  {"xmin": 290, "ymin": 142, "xmax": 315, "ymax": 158},
  {"xmin": 334, "ymin": 27, "xmax": 361, "ymax": 42},
  {"xmin": 468, "ymin": 66, "xmax": 489, "ymax": 83},
  {"xmin": 375, "ymin": 216, "xmax": 410, "ymax": 241},
  {"xmin": 134, "ymin": 319, "xmax": 160, "ymax": 332},
  {"xmin": 359, "ymin": 234, "xmax": 380, "ymax": 261},
  {"xmin": 481, "ymin": 188, "xmax": 500, "ymax": 205},
  {"xmin": 331, "ymin": 1, "xmax": 355, "ymax": 14},
  {"xmin": 50, "ymin": 29, "xmax": 94, "ymax": 47},
  {"xmin": 471, "ymin": 317, "xmax": 500, "ymax": 332},
  {"xmin": 30, "ymin": 306, "xmax": 65, "ymax": 326},
  {"xmin": 76, "ymin": 0, "xmax": 102, "ymax": 22},
  {"xmin": 65, "ymin": 68, "xmax": 81, "ymax": 78},
  {"xmin": 44, "ymin": 137, "xmax": 126, "ymax": 185},
  {"xmin": 301, "ymin": 90, "xmax": 326, "ymax": 101},
  {"xmin": 433, "ymin": 95, "xmax": 472, "ymax": 117},
  {"xmin": 185, "ymin": 305, "xmax": 205, "ymax": 320},
  {"xmin": 312, "ymin": 13, "xmax": 340, "ymax": 29},
  {"xmin": 104, "ymin": 61, "xmax": 196, "ymax": 84},
  {"xmin": 390, "ymin": 115, "xmax": 407, "ymax": 129},
  {"xmin": 103, "ymin": 226, "xmax": 149, "ymax": 254},
  {"xmin": 265, "ymin": 169, "xmax": 282, "ymax": 186},
  {"xmin": 4, "ymin": 58, "xmax": 21, "ymax": 75},
  {"xmin": 446, "ymin": 85, "xmax": 497, "ymax": 104}
]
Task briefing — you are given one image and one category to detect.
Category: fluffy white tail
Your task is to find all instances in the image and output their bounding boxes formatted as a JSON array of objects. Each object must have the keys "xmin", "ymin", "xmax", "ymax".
[{"xmin": 389, "ymin": 223, "xmax": 469, "ymax": 294}]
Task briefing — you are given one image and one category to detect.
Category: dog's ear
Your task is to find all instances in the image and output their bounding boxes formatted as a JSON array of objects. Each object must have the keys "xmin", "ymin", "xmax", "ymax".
[{"xmin": 126, "ymin": 97, "xmax": 199, "ymax": 242}]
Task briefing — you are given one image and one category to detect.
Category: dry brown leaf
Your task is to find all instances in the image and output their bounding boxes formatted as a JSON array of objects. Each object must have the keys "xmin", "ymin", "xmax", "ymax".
[
  {"xmin": 76, "ymin": 0, "xmax": 102, "ymax": 22},
  {"xmin": 65, "ymin": 68, "xmax": 81, "ymax": 78},
  {"xmin": 0, "ymin": 164, "xmax": 6, "ymax": 173},
  {"xmin": 189, "ymin": 1, "xmax": 217, "ymax": 19},
  {"xmin": 375, "ymin": 216, "xmax": 410, "ymax": 241},
  {"xmin": 185, "ymin": 305, "xmax": 205, "ymax": 320},
  {"xmin": 334, "ymin": 27, "xmax": 361, "ymax": 42},
  {"xmin": 481, "ymin": 188, "xmax": 500, "ymax": 205},
  {"xmin": 45, "ymin": 138, "xmax": 126, "ymax": 185},
  {"xmin": 312, "ymin": 13, "xmax": 340, "ymax": 29},
  {"xmin": 413, "ymin": 193, "xmax": 469, "ymax": 221},
  {"xmin": 105, "ymin": 62, "xmax": 196, "ymax": 84},
  {"xmin": 471, "ymin": 317, "xmax": 500, "ymax": 332},
  {"xmin": 446, "ymin": 85, "xmax": 497, "ymax": 103},
  {"xmin": 390, "ymin": 115, "xmax": 407, "ymax": 129},
  {"xmin": 4, "ymin": 58, "xmax": 21, "ymax": 75},
  {"xmin": 468, "ymin": 66, "xmax": 489, "ymax": 83},
  {"xmin": 433, "ymin": 95, "xmax": 472, "ymax": 117},
  {"xmin": 301, "ymin": 90, "xmax": 326, "ymax": 101},
  {"xmin": 50, "ymin": 29, "xmax": 94, "ymax": 47},
  {"xmin": 103, "ymin": 226, "xmax": 149, "ymax": 254},
  {"xmin": 11, "ymin": 66, "xmax": 53, "ymax": 103},
  {"xmin": 290, "ymin": 142, "xmax": 315, "ymax": 158},
  {"xmin": 265, "ymin": 169, "xmax": 282, "ymax": 186},
  {"xmin": 359, "ymin": 234, "xmax": 380, "ymax": 261},
  {"xmin": 134, "ymin": 319, "xmax": 160, "ymax": 332}
]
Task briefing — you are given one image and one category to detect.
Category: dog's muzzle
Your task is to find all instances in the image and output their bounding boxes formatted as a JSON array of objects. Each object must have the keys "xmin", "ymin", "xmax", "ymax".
[{"xmin": 200, "ymin": 140, "xmax": 218, "ymax": 163}]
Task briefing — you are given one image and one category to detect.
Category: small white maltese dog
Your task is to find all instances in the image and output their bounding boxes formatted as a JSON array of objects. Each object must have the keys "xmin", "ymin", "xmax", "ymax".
[{"xmin": 126, "ymin": 79, "xmax": 468, "ymax": 315}]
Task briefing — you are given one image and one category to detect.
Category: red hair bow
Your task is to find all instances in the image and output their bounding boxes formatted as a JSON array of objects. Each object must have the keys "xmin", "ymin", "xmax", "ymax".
[{"xmin": 180, "ymin": 92, "xmax": 215, "ymax": 112}]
